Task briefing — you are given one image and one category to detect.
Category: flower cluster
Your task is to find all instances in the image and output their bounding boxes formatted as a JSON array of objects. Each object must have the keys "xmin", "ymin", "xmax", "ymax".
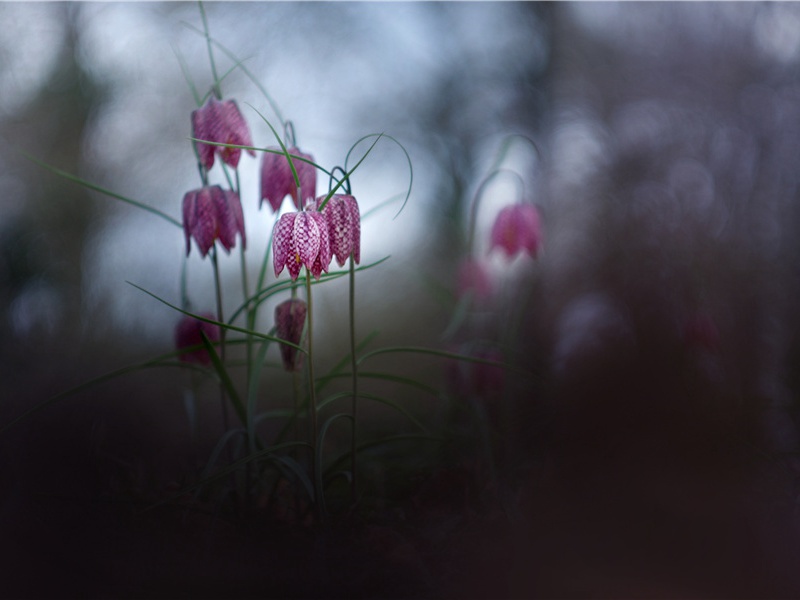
[{"xmin": 272, "ymin": 194, "xmax": 361, "ymax": 281}]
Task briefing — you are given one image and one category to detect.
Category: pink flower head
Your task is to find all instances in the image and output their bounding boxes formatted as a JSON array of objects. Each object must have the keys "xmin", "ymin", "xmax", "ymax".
[
  {"xmin": 316, "ymin": 194, "xmax": 361, "ymax": 266},
  {"xmin": 182, "ymin": 185, "xmax": 246, "ymax": 257},
  {"xmin": 191, "ymin": 97, "xmax": 255, "ymax": 171},
  {"xmin": 175, "ymin": 313, "xmax": 220, "ymax": 366},
  {"xmin": 275, "ymin": 299, "xmax": 307, "ymax": 372},
  {"xmin": 272, "ymin": 210, "xmax": 332, "ymax": 280},
  {"xmin": 260, "ymin": 147, "xmax": 317, "ymax": 212},
  {"xmin": 490, "ymin": 203, "xmax": 542, "ymax": 259},
  {"xmin": 457, "ymin": 258, "xmax": 493, "ymax": 302}
]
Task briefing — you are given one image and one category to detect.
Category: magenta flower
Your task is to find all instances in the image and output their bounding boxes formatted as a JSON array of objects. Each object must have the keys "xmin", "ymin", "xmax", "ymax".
[
  {"xmin": 272, "ymin": 210, "xmax": 332, "ymax": 280},
  {"xmin": 260, "ymin": 147, "xmax": 317, "ymax": 212},
  {"xmin": 489, "ymin": 203, "xmax": 542, "ymax": 259},
  {"xmin": 182, "ymin": 185, "xmax": 246, "ymax": 257},
  {"xmin": 317, "ymin": 194, "xmax": 360, "ymax": 266},
  {"xmin": 457, "ymin": 258, "xmax": 492, "ymax": 302},
  {"xmin": 175, "ymin": 313, "xmax": 220, "ymax": 366},
  {"xmin": 191, "ymin": 97, "xmax": 255, "ymax": 171},
  {"xmin": 275, "ymin": 299, "xmax": 307, "ymax": 372}
]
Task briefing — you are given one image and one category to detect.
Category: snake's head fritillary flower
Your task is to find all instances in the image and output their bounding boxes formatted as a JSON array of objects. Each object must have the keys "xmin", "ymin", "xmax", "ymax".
[
  {"xmin": 191, "ymin": 97, "xmax": 255, "ymax": 171},
  {"xmin": 182, "ymin": 185, "xmax": 246, "ymax": 257},
  {"xmin": 260, "ymin": 147, "xmax": 317, "ymax": 212},
  {"xmin": 175, "ymin": 313, "xmax": 220, "ymax": 366},
  {"xmin": 275, "ymin": 299, "xmax": 307, "ymax": 372},
  {"xmin": 457, "ymin": 258, "xmax": 493, "ymax": 302},
  {"xmin": 272, "ymin": 210, "xmax": 332, "ymax": 280},
  {"xmin": 317, "ymin": 194, "xmax": 360, "ymax": 266},
  {"xmin": 490, "ymin": 203, "xmax": 542, "ymax": 260}
]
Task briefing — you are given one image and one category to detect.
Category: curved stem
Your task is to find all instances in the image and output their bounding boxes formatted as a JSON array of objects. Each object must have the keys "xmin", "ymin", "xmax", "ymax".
[
  {"xmin": 348, "ymin": 255, "xmax": 358, "ymax": 505},
  {"xmin": 211, "ymin": 248, "xmax": 231, "ymax": 437},
  {"xmin": 304, "ymin": 270, "xmax": 323, "ymax": 523},
  {"xmin": 199, "ymin": 1, "xmax": 222, "ymax": 99}
]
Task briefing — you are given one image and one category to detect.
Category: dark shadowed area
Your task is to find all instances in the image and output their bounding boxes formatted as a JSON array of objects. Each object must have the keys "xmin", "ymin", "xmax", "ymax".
[{"xmin": 2, "ymin": 2, "xmax": 800, "ymax": 598}]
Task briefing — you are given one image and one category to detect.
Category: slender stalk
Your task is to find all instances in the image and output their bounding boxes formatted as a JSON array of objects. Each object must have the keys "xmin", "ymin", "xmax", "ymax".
[
  {"xmin": 211, "ymin": 248, "xmax": 231, "ymax": 437},
  {"xmin": 304, "ymin": 270, "xmax": 322, "ymax": 523},
  {"xmin": 348, "ymin": 255, "xmax": 358, "ymax": 505},
  {"xmin": 198, "ymin": 1, "xmax": 221, "ymax": 99}
]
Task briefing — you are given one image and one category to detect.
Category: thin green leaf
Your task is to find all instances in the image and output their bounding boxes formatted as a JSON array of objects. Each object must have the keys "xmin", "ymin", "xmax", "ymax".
[
  {"xmin": 317, "ymin": 391, "xmax": 428, "ymax": 434},
  {"xmin": 126, "ymin": 282, "xmax": 306, "ymax": 355},
  {"xmin": 318, "ymin": 134, "xmax": 383, "ymax": 212},
  {"xmin": 344, "ymin": 133, "xmax": 413, "ymax": 219},
  {"xmin": 147, "ymin": 440, "xmax": 312, "ymax": 510},
  {"xmin": 200, "ymin": 330, "xmax": 247, "ymax": 427},
  {"xmin": 317, "ymin": 371, "xmax": 440, "ymax": 398},
  {"xmin": 1, "ymin": 349, "xmax": 213, "ymax": 434},
  {"xmin": 19, "ymin": 151, "xmax": 181, "ymax": 228}
]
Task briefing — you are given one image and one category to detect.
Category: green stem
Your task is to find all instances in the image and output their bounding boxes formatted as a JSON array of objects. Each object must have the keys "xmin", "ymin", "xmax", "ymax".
[
  {"xmin": 211, "ymin": 248, "xmax": 231, "ymax": 437},
  {"xmin": 199, "ymin": 1, "xmax": 221, "ymax": 99},
  {"xmin": 348, "ymin": 255, "xmax": 358, "ymax": 505},
  {"xmin": 304, "ymin": 270, "xmax": 322, "ymax": 523}
]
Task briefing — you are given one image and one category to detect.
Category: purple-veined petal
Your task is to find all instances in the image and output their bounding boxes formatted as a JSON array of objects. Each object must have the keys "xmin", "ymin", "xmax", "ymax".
[
  {"xmin": 292, "ymin": 148, "xmax": 317, "ymax": 210},
  {"xmin": 293, "ymin": 211, "xmax": 321, "ymax": 271},
  {"xmin": 272, "ymin": 212, "xmax": 296, "ymax": 277},
  {"xmin": 309, "ymin": 211, "xmax": 331, "ymax": 276},
  {"xmin": 191, "ymin": 102, "xmax": 216, "ymax": 171},
  {"xmin": 187, "ymin": 187, "xmax": 218, "ymax": 257},
  {"xmin": 275, "ymin": 299, "xmax": 307, "ymax": 371},
  {"xmin": 344, "ymin": 195, "xmax": 361, "ymax": 264},
  {"xmin": 218, "ymin": 99, "xmax": 254, "ymax": 168},
  {"xmin": 260, "ymin": 147, "xmax": 294, "ymax": 212},
  {"xmin": 212, "ymin": 187, "xmax": 244, "ymax": 253}
]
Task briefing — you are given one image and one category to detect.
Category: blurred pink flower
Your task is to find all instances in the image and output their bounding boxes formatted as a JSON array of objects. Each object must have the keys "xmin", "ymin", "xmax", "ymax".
[
  {"xmin": 272, "ymin": 210, "xmax": 332, "ymax": 280},
  {"xmin": 317, "ymin": 194, "xmax": 360, "ymax": 266},
  {"xmin": 175, "ymin": 313, "xmax": 220, "ymax": 366},
  {"xmin": 191, "ymin": 97, "xmax": 254, "ymax": 171},
  {"xmin": 489, "ymin": 203, "xmax": 542, "ymax": 259},
  {"xmin": 182, "ymin": 186, "xmax": 246, "ymax": 257},
  {"xmin": 457, "ymin": 258, "xmax": 492, "ymax": 302},
  {"xmin": 260, "ymin": 147, "xmax": 317, "ymax": 212},
  {"xmin": 275, "ymin": 299, "xmax": 307, "ymax": 372}
]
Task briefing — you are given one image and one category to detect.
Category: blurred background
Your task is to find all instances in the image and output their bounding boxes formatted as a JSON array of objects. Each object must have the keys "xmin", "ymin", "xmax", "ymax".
[{"xmin": 4, "ymin": 2, "xmax": 800, "ymax": 597}]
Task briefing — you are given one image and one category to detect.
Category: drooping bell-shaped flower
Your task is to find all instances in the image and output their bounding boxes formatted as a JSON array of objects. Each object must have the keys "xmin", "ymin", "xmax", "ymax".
[
  {"xmin": 275, "ymin": 299, "xmax": 307, "ymax": 372},
  {"xmin": 272, "ymin": 209, "xmax": 332, "ymax": 280},
  {"xmin": 191, "ymin": 97, "xmax": 255, "ymax": 171},
  {"xmin": 260, "ymin": 147, "xmax": 317, "ymax": 212},
  {"xmin": 489, "ymin": 203, "xmax": 542, "ymax": 260},
  {"xmin": 316, "ymin": 194, "xmax": 360, "ymax": 266},
  {"xmin": 182, "ymin": 185, "xmax": 246, "ymax": 257},
  {"xmin": 175, "ymin": 313, "xmax": 220, "ymax": 366}
]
